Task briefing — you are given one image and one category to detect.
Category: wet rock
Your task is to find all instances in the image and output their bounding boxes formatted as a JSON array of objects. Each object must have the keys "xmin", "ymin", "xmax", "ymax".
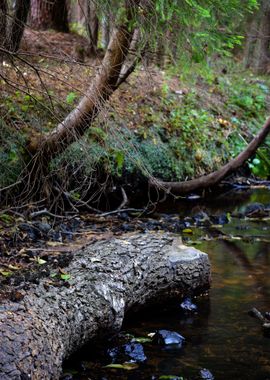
[
  {"xmin": 48, "ymin": 230, "xmax": 62, "ymax": 242},
  {"xmin": 244, "ymin": 203, "xmax": 266, "ymax": 218},
  {"xmin": 121, "ymin": 223, "xmax": 135, "ymax": 232},
  {"xmin": 210, "ymin": 213, "xmax": 229, "ymax": 225},
  {"xmin": 118, "ymin": 212, "xmax": 130, "ymax": 221},
  {"xmin": 60, "ymin": 374, "xmax": 73, "ymax": 380},
  {"xmin": 59, "ymin": 224, "xmax": 73, "ymax": 240},
  {"xmin": 193, "ymin": 212, "xmax": 211, "ymax": 226},
  {"xmin": 108, "ymin": 342, "xmax": 147, "ymax": 363},
  {"xmin": 180, "ymin": 297, "xmax": 197, "ymax": 313},
  {"xmin": 32, "ymin": 222, "xmax": 52, "ymax": 235},
  {"xmin": 153, "ymin": 330, "xmax": 185, "ymax": 348},
  {"xmin": 18, "ymin": 223, "xmax": 41, "ymax": 240},
  {"xmin": 199, "ymin": 368, "xmax": 214, "ymax": 380}
]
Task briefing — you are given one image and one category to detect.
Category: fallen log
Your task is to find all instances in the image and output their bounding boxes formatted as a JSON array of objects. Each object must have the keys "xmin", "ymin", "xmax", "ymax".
[{"xmin": 0, "ymin": 232, "xmax": 211, "ymax": 379}]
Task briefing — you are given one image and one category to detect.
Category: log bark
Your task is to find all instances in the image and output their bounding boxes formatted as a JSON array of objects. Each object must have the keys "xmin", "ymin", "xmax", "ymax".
[
  {"xmin": 0, "ymin": 232, "xmax": 211, "ymax": 380},
  {"xmin": 150, "ymin": 116, "xmax": 270, "ymax": 195}
]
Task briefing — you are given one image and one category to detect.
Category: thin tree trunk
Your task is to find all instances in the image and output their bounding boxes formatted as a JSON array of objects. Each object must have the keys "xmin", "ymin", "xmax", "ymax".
[
  {"xmin": 102, "ymin": 14, "xmax": 111, "ymax": 49},
  {"xmin": 8, "ymin": 0, "xmax": 30, "ymax": 53},
  {"xmin": 86, "ymin": 0, "xmax": 99, "ymax": 55},
  {"xmin": 0, "ymin": 0, "xmax": 7, "ymax": 51},
  {"xmin": 150, "ymin": 116, "xmax": 270, "ymax": 195},
  {"xmin": 0, "ymin": 232, "xmax": 211, "ymax": 380},
  {"xmin": 253, "ymin": 0, "xmax": 270, "ymax": 73},
  {"xmin": 243, "ymin": 0, "xmax": 270, "ymax": 73},
  {"xmin": 243, "ymin": 15, "xmax": 259, "ymax": 68}
]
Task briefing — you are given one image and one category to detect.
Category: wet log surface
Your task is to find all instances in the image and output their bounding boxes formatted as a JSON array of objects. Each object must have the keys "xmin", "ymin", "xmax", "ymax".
[{"xmin": 0, "ymin": 232, "xmax": 211, "ymax": 380}]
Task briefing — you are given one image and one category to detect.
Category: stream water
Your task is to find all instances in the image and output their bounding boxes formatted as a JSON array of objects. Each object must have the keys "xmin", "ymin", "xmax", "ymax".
[{"xmin": 63, "ymin": 188, "xmax": 270, "ymax": 380}]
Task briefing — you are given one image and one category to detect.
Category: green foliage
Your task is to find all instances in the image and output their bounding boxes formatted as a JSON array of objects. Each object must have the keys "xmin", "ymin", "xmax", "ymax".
[
  {"xmin": 248, "ymin": 148, "xmax": 270, "ymax": 178},
  {"xmin": 0, "ymin": 119, "xmax": 26, "ymax": 187},
  {"xmin": 66, "ymin": 92, "xmax": 78, "ymax": 105},
  {"xmin": 142, "ymin": 0, "xmax": 258, "ymax": 65}
]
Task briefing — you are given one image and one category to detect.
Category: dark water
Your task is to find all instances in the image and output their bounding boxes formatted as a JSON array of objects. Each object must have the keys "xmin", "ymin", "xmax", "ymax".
[{"xmin": 63, "ymin": 188, "xmax": 270, "ymax": 380}]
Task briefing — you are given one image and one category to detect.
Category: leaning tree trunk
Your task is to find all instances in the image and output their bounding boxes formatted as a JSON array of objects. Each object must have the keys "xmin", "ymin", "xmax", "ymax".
[
  {"xmin": 0, "ymin": 232, "xmax": 211, "ymax": 379},
  {"xmin": 30, "ymin": 0, "xmax": 69, "ymax": 32},
  {"xmin": 27, "ymin": 6, "xmax": 137, "ymax": 160},
  {"xmin": 21, "ymin": 1, "xmax": 140, "ymax": 200},
  {"xmin": 86, "ymin": 0, "xmax": 99, "ymax": 55}
]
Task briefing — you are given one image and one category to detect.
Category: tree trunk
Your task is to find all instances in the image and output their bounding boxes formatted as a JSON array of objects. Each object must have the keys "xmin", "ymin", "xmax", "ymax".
[
  {"xmin": 102, "ymin": 14, "xmax": 111, "ymax": 49},
  {"xmin": 8, "ymin": 0, "xmax": 31, "ymax": 53},
  {"xmin": 28, "ymin": 20, "xmax": 135, "ymax": 160},
  {"xmin": 86, "ymin": 0, "xmax": 99, "ymax": 55},
  {"xmin": 243, "ymin": 14, "xmax": 259, "ymax": 68},
  {"xmin": 0, "ymin": 232, "xmax": 211, "ymax": 380},
  {"xmin": 30, "ymin": 0, "xmax": 69, "ymax": 32},
  {"xmin": 243, "ymin": 0, "xmax": 270, "ymax": 73},
  {"xmin": 0, "ymin": 0, "xmax": 7, "ymax": 51},
  {"xmin": 253, "ymin": 0, "xmax": 270, "ymax": 73}
]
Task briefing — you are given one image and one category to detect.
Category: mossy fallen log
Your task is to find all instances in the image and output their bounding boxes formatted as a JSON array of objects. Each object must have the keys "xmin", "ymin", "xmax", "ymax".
[{"xmin": 0, "ymin": 232, "xmax": 211, "ymax": 379}]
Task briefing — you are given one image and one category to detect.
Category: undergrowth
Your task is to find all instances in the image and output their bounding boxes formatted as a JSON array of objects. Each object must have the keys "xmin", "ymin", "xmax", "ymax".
[{"xmin": 1, "ymin": 59, "xmax": 270, "ymax": 197}]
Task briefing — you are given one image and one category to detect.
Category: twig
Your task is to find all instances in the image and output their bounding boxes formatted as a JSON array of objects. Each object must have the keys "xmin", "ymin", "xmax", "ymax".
[
  {"xmin": 29, "ymin": 208, "xmax": 73, "ymax": 219},
  {"xmin": 0, "ymin": 180, "xmax": 22, "ymax": 193},
  {"xmin": 100, "ymin": 208, "xmax": 145, "ymax": 217}
]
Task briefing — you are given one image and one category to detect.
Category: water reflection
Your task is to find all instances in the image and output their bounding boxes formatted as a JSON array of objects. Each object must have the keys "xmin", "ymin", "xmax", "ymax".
[{"xmin": 63, "ymin": 189, "xmax": 270, "ymax": 380}]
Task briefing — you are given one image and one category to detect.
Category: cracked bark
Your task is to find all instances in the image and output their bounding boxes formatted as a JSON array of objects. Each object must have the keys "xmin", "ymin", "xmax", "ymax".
[{"xmin": 0, "ymin": 232, "xmax": 210, "ymax": 379}]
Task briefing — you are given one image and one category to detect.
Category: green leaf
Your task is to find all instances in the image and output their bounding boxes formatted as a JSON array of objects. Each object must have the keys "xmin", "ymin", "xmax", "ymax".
[
  {"xmin": 105, "ymin": 363, "xmax": 138, "ymax": 370},
  {"xmin": 252, "ymin": 158, "xmax": 260, "ymax": 165},
  {"xmin": 60, "ymin": 273, "xmax": 71, "ymax": 281},
  {"xmin": 183, "ymin": 228, "xmax": 193, "ymax": 234},
  {"xmin": 132, "ymin": 337, "xmax": 152, "ymax": 343},
  {"xmin": 66, "ymin": 92, "xmax": 77, "ymax": 104},
  {"xmin": 37, "ymin": 257, "xmax": 47, "ymax": 265},
  {"xmin": 0, "ymin": 213, "xmax": 13, "ymax": 223},
  {"xmin": 0, "ymin": 270, "xmax": 12, "ymax": 277}
]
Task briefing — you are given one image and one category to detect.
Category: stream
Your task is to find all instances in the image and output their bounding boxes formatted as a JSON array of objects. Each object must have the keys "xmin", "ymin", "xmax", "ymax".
[{"xmin": 63, "ymin": 188, "xmax": 270, "ymax": 380}]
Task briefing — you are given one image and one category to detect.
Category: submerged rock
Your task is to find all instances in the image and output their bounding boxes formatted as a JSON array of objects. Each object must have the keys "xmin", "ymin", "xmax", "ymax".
[
  {"xmin": 180, "ymin": 297, "xmax": 197, "ymax": 313},
  {"xmin": 243, "ymin": 203, "xmax": 267, "ymax": 218},
  {"xmin": 199, "ymin": 368, "xmax": 214, "ymax": 380},
  {"xmin": 154, "ymin": 330, "xmax": 185, "ymax": 348},
  {"xmin": 108, "ymin": 342, "xmax": 147, "ymax": 363}
]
